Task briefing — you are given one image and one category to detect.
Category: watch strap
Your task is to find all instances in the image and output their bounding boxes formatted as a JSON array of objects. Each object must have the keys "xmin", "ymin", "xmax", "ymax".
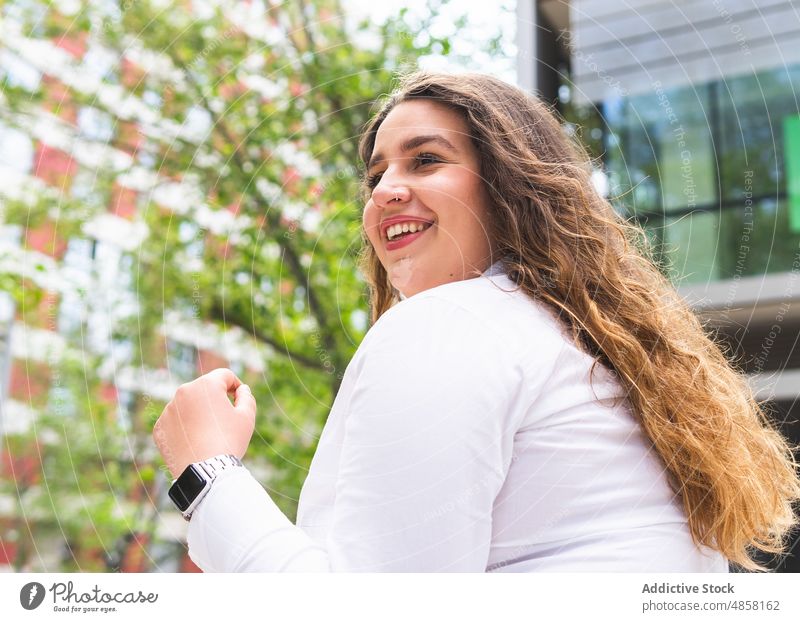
[
  {"xmin": 173, "ymin": 454, "xmax": 244, "ymax": 521},
  {"xmin": 194, "ymin": 453, "xmax": 243, "ymax": 480}
]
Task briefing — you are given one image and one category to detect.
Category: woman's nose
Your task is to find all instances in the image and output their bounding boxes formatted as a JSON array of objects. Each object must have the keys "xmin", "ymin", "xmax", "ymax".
[{"xmin": 371, "ymin": 180, "xmax": 411, "ymax": 208}]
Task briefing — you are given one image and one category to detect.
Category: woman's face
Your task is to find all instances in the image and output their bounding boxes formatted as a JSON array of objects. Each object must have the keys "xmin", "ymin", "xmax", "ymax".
[{"xmin": 362, "ymin": 99, "xmax": 495, "ymax": 298}]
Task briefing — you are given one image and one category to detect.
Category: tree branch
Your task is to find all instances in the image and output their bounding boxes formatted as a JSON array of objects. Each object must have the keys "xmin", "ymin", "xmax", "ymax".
[
  {"xmin": 172, "ymin": 61, "xmax": 343, "ymax": 380},
  {"xmin": 209, "ymin": 299, "xmax": 327, "ymax": 373}
]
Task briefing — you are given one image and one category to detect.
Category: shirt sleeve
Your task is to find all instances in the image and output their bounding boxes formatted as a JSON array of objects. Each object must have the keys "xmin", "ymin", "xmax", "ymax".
[
  {"xmin": 187, "ymin": 294, "xmax": 528, "ymax": 572},
  {"xmin": 186, "ymin": 466, "xmax": 330, "ymax": 572}
]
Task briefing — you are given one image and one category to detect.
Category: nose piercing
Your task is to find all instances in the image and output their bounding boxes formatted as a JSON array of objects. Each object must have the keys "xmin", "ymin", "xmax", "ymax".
[{"xmin": 393, "ymin": 191, "xmax": 400, "ymax": 202}]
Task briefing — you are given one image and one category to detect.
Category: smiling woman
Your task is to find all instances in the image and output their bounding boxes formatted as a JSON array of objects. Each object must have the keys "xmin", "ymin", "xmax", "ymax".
[
  {"xmin": 153, "ymin": 71, "xmax": 800, "ymax": 573},
  {"xmin": 361, "ymin": 99, "xmax": 495, "ymax": 298}
]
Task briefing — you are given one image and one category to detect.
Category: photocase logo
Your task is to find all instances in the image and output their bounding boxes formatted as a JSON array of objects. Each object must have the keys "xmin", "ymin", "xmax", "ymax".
[
  {"xmin": 17, "ymin": 580, "xmax": 158, "ymax": 613},
  {"xmin": 20, "ymin": 582, "xmax": 46, "ymax": 610}
]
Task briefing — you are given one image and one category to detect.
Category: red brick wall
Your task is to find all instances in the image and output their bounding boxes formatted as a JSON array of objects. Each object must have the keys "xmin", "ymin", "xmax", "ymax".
[
  {"xmin": 0, "ymin": 537, "xmax": 16, "ymax": 566},
  {"xmin": 48, "ymin": 12, "xmax": 88, "ymax": 61},
  {"xmin": 1, "ymin": 441, "xmax": 42, "ymax": 486},
  {"xmin": 32, "ymin": 143, "xmax": 78, "ymax": 190},
  {"xmin": 8, "ymin": 359, "xmax": 51, "ymax": 408},
  {"xmin": 120, "ymin": 532, "xmax": 149, "ymax": 572},
  {"xmin": 53, "ymin": 32, "xmax": 87, "ymax": 59},
  {"xmin": 15, "ymin": 288, "xmax": 60, "ymax": 330},
  {"xmin": 25, "ymin": 223, "xmax": 68, "ymax": 261},
  {"xmin": 110, "ymin": 184, "xmax": 138, "ymax": 220},
  {"xmin": 180, "ymin": 554, "xmax": 203, "ymax": 573},
  {"xmin": 116, "ymin": 121, "xmax": 144, "ymax": 156},
  {"xmin": 41, "ymin": 75, "xmax": 77, "ymax": 124},
  {"xmin": 120, "ymin": 57, "xmax": 145, "ymax": 90},
  {"xmin": 196, "ymin": 349, "xmax": 229, "ymax": 375}
]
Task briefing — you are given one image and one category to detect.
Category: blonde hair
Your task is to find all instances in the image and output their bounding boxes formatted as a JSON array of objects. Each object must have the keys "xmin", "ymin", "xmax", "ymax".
[{"xmin": 356, "ymin": 71, "xmax": 800, "ymax": 570}]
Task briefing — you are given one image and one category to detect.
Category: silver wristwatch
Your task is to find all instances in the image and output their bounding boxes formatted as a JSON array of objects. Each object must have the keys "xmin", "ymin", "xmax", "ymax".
[{"xmin": 167, "ymin": 454, "xmax": 244, "ymax": 521}]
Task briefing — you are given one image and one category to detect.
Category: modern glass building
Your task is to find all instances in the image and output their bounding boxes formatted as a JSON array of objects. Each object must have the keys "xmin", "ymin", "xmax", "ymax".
[{"xmin": 518, "ymin": 0, "xmax": 800, "ymax": 571}]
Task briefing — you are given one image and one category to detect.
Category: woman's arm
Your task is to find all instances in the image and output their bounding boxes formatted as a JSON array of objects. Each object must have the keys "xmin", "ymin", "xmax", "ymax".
[{"xmin": 179, "ymin": 295, "xmax": 532, "ymax": 571}]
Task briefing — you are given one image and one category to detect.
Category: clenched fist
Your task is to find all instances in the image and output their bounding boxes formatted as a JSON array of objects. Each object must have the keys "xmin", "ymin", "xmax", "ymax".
[{"xmin": 153, "ymin": 368, "xmax": 257, "ymax": 479}]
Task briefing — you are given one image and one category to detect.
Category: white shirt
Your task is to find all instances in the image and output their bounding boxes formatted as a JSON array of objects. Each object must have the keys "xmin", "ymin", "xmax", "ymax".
[{"xmin": 187, "ymin": 261, "xmax": 728, "ymax": 572}]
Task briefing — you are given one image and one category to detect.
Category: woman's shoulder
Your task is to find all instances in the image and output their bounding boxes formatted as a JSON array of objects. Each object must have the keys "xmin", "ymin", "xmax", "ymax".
[
  {"xmin": 345, "ymin": 275, "xmax": 571, "ymax": 413},
  {"xmin": 364, "ymin": 273, "xmax": 569, "ymax": 363}
]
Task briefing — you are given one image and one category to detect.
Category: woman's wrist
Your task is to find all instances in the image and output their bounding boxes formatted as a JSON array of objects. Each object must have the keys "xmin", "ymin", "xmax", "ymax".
[{"xmin": 168, "ymin": 454, "xmax": 245, "ymax": 521}]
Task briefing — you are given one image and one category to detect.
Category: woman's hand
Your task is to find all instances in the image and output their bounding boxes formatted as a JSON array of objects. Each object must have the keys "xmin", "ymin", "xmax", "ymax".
[{"xmin": 152, "ymin": 368, "xmax": 257, "ymax": 479}]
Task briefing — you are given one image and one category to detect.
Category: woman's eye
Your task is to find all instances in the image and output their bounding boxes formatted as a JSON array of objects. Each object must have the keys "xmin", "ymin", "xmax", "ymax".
[
  {"xmin": 365, "ymin": 154, "xmax": 440, "ymax": 190},
  {"xmin": 415, "ymin": 153, "xmax": 440, "ymax": 166}
]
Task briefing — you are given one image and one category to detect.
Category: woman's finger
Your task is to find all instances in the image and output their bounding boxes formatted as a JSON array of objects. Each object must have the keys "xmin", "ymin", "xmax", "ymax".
[
  {"xmin": 205, "ymin": 367, "xmax": 242, "ymax": 392},
  {"xmin": 234, "ymin": 384, "xmax": 257, "ymax": 418}
]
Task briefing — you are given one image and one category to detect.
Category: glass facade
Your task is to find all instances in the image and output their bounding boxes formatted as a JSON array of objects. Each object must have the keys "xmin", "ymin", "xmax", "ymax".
[{"xmin": 603, "ymin": 64, "xmax": 800, "ymax": 284}]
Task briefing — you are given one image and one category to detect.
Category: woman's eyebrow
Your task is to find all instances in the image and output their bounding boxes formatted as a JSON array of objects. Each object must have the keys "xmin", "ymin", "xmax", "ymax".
[{"xmin": 368, "ymin": 134, "xmax": 457, "ymax": 170}]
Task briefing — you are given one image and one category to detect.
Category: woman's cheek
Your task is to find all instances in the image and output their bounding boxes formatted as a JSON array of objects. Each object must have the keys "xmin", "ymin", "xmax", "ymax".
[{"xmin": 362, "ymin": 201, "xmax": 379, "ymax": 243}]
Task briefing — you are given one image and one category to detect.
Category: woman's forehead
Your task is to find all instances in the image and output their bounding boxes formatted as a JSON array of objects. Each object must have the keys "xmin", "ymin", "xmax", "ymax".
[{"xmin": 375, "ymin": 100, "xmax": 470, "ymax": 147}]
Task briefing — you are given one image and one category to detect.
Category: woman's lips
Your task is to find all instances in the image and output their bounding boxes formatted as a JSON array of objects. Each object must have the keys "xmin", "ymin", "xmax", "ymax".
[{"xmin": 385, "ymin": 224, "xmax": 433, "ymax": 251}]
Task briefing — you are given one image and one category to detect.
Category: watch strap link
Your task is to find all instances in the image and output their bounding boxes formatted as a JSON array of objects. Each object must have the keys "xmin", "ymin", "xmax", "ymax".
[{"xmin": 195, "ymin": 453, "xmax": 243, "ymax": 479}]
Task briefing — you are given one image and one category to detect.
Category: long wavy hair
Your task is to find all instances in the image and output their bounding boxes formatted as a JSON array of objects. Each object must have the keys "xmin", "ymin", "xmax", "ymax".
[{"xmin": 356, "ymin": 71, "xmax": 800, "ymax": 571}]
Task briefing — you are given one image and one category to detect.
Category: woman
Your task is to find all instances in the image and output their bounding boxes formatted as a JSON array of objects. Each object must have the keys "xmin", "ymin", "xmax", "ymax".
[{"xmin": 153, "ymin": 72, "xmax": 800, "ymax": 572}]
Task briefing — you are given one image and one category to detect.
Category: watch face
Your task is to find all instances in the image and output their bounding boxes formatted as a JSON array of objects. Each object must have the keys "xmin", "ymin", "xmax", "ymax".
[{"xmin": 168, "ymin": 465, "xmax": 207, "ymax": 512}]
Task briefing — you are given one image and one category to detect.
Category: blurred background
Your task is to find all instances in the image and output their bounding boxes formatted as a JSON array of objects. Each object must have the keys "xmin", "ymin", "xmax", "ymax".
[{"xmin": 0, "ymin": 0, "xmax": 797, "ymax": 572}]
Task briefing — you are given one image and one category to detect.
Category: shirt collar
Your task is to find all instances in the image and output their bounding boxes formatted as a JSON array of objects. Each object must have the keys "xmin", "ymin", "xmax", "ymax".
[{"xmin": 482, "ymin": 259, "xmax": 507, "ymax": 277}]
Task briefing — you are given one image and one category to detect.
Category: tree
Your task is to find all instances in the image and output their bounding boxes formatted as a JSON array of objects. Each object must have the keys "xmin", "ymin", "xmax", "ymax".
[{"xmin": 0, "ymin": 0, "xmax": 477, "ymax": 570}]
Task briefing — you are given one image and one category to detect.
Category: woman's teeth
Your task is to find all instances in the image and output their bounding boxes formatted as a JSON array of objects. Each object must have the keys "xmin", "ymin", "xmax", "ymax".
[{"xmin": 387, "ymin": 221, "xmax": 432, "ymax": 241}]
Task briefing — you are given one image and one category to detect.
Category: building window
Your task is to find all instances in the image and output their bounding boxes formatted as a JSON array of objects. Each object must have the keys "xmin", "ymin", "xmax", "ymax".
[
  {"xmin": 0, "ymin": 123, "xmax": 35, "ymax": 174},
  {"xmin": 0, "ymin": 291, "xmax": 14, "ymax": 405},
  {"xmin": 602, "ymin": 63, "xmax": 800, "ymax": 283},
  {"xmin": 77, "ymin": 106, "xmax": 114, "ymax": 143},
  {"xmin": 166, "ymin": 339, "xmax": 196, "ymax": 383}
]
